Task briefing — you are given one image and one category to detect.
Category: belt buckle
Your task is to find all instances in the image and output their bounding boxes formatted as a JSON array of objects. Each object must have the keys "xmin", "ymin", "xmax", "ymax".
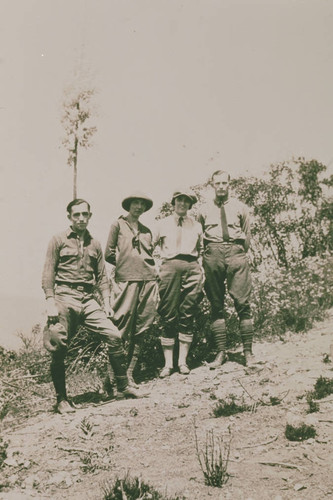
[{"xmin": 77, "ymin": 285, "xmax": 85, "ymax": 292}]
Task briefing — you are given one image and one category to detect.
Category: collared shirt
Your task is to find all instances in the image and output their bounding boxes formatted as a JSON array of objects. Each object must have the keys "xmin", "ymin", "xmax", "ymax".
[
  {"xmin": 105, "ymin": 216, "xmax": 156, "ymax": 282},
  {"xmin": 198, "ymin": 196, "xmax": 251, "ymax": 250},
  {"xmin": 42, "ymin": 227, "xmax": 110, "ymax": 299},
  {"xmin": 153, "ymin": 213, "xmax": 203, "ymax": 260}
]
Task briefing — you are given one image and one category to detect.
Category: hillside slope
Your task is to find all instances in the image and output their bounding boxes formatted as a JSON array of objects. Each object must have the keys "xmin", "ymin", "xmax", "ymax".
[{"xmin": 1, "ymin": 312, "xmax": 333, "ymax": 500}]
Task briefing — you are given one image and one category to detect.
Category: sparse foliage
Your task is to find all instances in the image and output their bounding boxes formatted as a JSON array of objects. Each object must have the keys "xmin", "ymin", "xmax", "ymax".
[
  {"xmin": 194, "ymin": 426, "xmax": 231, "ymax": 488},
  {"xmin": 103, "ymin": 473, "xmax": 185, "ymax": 499},
  {"xmin": 212, "ymin": 395, "xmax": 250, "ymax": 418},
  {"xmin": 313, "ymin": 376, "xmax": 333, "ymax": 399},
  {"xmin": 61, "ymin": 87, "xmax": 97, "ymax": 198},
  {"xmin": 285, "ymin": 423, "xmax": 316, "ymax": 441}
]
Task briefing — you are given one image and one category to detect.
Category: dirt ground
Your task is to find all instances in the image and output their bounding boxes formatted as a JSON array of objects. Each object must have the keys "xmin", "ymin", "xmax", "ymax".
[{"xmin": 1, "ymin": 312, "xmax": 333, "ymax": 500}]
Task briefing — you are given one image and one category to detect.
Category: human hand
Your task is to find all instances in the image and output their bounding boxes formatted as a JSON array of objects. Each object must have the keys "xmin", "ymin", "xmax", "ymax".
[
  {"xmin": 43, "ymin": 323, "xmax": 67, "ymax": 352},
  {"xmin": 46, "ymin": 297, "xmax": 59, "ymax": 321}
]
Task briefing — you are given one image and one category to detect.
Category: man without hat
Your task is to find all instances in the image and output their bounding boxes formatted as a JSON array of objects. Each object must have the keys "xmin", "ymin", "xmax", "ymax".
[
  {"xmin": 153, "ymin": 190, "xmax": 204, "ymax": 377},
  {"xmin": 198, "ymin": 170, "xmax": 255, "ymax": 368},
  {"xmin": 105, "ymin": 192, "xmax": 158, "ymax": 388},
  {"xmin": 42, "ymin": 199, "xmax": 140, "ymax": 414}
]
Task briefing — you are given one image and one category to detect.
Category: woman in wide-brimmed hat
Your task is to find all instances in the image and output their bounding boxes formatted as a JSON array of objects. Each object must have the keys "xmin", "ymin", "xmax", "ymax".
[{"xmin": 105, "ymin": 191, "xmax": 157, "ymax": 388}]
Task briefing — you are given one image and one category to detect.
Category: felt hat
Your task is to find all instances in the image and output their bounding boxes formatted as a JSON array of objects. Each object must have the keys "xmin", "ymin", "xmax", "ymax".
[
  {"xmin": 171, "ymin": 190, "xmax": 197, "ymax": 208},
  {"xmin": 121, "ymin": 191, "xmax": 153, "ymax": 212}
]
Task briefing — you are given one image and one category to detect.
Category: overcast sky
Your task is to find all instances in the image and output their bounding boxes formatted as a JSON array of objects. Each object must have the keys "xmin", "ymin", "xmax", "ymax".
[{"xmin": 1, "ymin": 0, "xmax": 333, "ymax": 307}]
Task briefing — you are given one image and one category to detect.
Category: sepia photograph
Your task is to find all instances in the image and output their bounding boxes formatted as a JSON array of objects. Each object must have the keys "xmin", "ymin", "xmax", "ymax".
[{"xmin": 1, "ymin": 1, "xmax": 332, "ymax": 498}]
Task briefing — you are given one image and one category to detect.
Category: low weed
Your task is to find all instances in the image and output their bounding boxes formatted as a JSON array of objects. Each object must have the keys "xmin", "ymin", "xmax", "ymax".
[
  {"xmin": 0, "ymin": 436, "xmax": 8, "ymax": 468},
  {"xmin": 285, "ymin": 423, "xmax": 317, "ymax": 441},
  {"xmin": 313, "ymin": 376, "xmax": 333, "ymax": 399},
  {"xmin": 80, "ymin": 417, "xmax": 95, "ymax": 439},
  {"xmin": 194, "ymin": 427, "xmax": 231, "ymax": 488},
  {"xmin": 212, "ymin": 395, "xmax": 250, "ymax": 418},
  {"xmin": 306, "ymin": 393, "xmax": 320, "ymax": 414},
  {"xmin": 102, "ymin": 474, "xmax": 184, "ymax": 499}
]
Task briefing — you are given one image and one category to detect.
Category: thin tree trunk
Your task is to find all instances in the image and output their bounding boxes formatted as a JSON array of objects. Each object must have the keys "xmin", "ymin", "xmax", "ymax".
[{"xmin": 73, "ymin": 137, "xmax": 78, "ymax": 199}]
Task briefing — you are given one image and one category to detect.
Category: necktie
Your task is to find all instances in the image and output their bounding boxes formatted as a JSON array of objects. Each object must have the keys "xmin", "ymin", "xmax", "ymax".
[
  {"xmin": 220, "ymin": 205, "xmax": 230, "ymax": 242},
  {"xmin": 176, "ymin": 216, "xmax": 183, "ymax": 252}
]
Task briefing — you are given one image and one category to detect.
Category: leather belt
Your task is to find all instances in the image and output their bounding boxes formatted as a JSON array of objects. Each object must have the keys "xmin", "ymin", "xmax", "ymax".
[{"xmin": 55, "ymin": 281, "xmax": 94, "ymax": 293}]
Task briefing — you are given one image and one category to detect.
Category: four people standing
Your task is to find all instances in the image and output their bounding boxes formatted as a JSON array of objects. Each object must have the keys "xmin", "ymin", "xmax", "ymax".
[{"xmin": 42, "ymin": 172, "xmax": 255, "ymax": 410}]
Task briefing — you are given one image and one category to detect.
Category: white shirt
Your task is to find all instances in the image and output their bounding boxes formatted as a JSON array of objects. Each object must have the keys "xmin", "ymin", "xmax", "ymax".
[{"xmin": 153, "ymin": 213, "xmax": 203, "ymax": 261}]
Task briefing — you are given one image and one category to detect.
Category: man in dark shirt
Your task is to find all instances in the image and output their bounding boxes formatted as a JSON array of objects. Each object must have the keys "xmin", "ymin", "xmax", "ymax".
[
  {"xmin": 198, "ymin": 171, "xmax": 255, "ymax": 368},
  {"xmin": 42, "ymin": 199, "xmax": 140, "ymax": 413}
]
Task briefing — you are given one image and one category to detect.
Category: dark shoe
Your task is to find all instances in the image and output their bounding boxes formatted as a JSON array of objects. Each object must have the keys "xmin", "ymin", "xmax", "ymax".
[
  {"xmin": 116, "ymin": 385, "xmax": 148, "ymax": 400},
  {"xmin": 159, "ymin": 366, "xmax": 172, "ymax": 379},
  {"xmin": 208, "ymin": 351, "xmax": 227, "ymax": 370},
  {"xmin": 56, "ymin": 399, "xmax": 75, "ymax": 414},
  {"xmin": 244, "ymin": 351, "xmax": 256, "ymax": 368},
  {"xmin": 179, "ymin": 364, "xmax": 190, "ymax": 375}
]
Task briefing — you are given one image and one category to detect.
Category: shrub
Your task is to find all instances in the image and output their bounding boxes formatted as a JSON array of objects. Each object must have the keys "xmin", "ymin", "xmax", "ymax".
[
  {"xmin": 212, "ymin": 395, "xmax": 250, "ymax": 418},
  {"xmin": 306, "ymin": 393, "xmax": 319, "ymax": 414},
  {"xmin": 194, "ymin": 428, "xmax": 231, "ymax": 488},
  {"xmin": 0, "ymin": 436, "xmax": 8, "ymax": 468},
  {"xmin": 103, "ymin": 474, "xmax": 184, "ymax": 500},
  {"xmin": 313, "ymin": 376, "xmax": 333, "ymax": 399},
  {"xmin": 285, "ymin": 423, "xmax": 316, "ymax": 441}
]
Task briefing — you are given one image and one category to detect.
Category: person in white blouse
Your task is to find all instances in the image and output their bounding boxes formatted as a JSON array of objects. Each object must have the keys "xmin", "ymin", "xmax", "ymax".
[{"xmin": 153, "ymin": 190, "xmax": 204, "ymax": 377}]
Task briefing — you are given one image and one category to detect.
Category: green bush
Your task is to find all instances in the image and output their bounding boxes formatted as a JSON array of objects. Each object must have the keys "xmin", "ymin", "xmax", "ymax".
[
  {"xmin": 285, "ymin": 423, "xmax": 316, "ymax": 441},
  {"xmin": 313, "ymin": 376, "xmax": 333, "ymax": 399},
  {"xmin": 103, "ymin": 474, "xmax": 184, "ymax": 500},
  {"xmin": 212, "ymin": 395, "xmax": 250, "ymax": 418}
]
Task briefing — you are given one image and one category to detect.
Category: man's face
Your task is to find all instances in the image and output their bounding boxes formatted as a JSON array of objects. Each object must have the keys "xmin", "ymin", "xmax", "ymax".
[
  {"xmin": 68, "ymin": 202, "xmax": 91, "ymax": 233},
  {"xmin": 174, "ymin": 195, "xmax": 191, "ymax": 216},
  {"xmin": 212, "ymin": 173, "xmax": 230, "ymax": 199},
  {"xmin": 129, "ymin": 199, "xmax": 146, "ymax": 218}
]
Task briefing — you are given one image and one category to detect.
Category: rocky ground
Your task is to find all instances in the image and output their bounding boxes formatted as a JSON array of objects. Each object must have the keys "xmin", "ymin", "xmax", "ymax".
[{"xmin": 1, "ymin": 311, "xmax": 333, "ymax": 500}]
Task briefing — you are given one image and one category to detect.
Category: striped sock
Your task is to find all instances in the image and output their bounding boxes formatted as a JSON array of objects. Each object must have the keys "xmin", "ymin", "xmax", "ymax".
[
  {"xmin": 240, "ymin": 319, "xmax": 254, "ymax": 353},
  {"xmin": 211, "ymin": 319, "xmax": 226, "ymax": 352}
]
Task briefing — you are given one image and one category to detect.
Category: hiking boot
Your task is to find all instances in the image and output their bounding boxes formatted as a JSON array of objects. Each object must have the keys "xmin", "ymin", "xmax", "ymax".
[
  {"xmin": 159, "ymin": 366, "xmax": 172, "ymax": 379},
  {"xmin": 56, "ymin": 399, "xmax": 75, "ymax": 414},
  {"xmin": 116, "ymin": 385, "xmax": 147, "ymax": 400},
  {"xmin": 244, "ymin": 351, "xmax": 256, "ymax": 368},
  {"xmin": 208, "ymin": 351, "xmax": 227, "ymax": 370},
  {"xmin": 127, "ymin": 375, "xmax": 139, "ymax": 389},
  {"xmin": 179, "ymin": 364, "xmax": 190, "ymax": 375}
]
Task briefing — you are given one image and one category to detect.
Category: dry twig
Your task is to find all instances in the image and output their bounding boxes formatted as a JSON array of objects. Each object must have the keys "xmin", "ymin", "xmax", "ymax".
[
  {"xmin": 257, "ymin": 461, "xmax": 302, "ymax": 471},
  {"xmin": 236, "ymin": 435, "xmax": 278, "ymax": 450},
  {"xmin": 57, "ymin": 445, "xmax": 99, "ymax": 455}
]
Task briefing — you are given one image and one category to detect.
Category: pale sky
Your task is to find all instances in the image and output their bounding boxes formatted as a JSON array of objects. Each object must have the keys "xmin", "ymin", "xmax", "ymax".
[{"xmin": 1, "ymin": 0, "xmax": 333, "ymax": 345}]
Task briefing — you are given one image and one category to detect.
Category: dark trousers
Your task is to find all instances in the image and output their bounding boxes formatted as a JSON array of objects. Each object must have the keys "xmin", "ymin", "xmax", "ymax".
[
  {"xmin": 51, "ymin": 285, "xmax": 127, "ymax": 402},
  {"xmin": 203, "ymin": 243, "xmax": 252, "ymax": 321},
  {"xmin": 158, "ymin": 258, "xmax": 203, "ymax": 337}
]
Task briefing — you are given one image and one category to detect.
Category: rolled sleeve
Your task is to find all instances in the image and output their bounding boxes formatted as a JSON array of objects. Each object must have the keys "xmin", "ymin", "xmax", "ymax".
[
  {"xmin": 41, "ymin": 236, "xmax": 59, "ymax": 299},
  {"xmin": 105, "ymin": 221, "xmax": 119, "ymax": 266},
  {"xmin": 95, "ymin": 242, "xmax": 111, "ymax": 297}
]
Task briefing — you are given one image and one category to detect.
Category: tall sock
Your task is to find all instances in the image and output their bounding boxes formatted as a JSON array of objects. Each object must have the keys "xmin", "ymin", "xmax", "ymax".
[
  {"xmin": 240, "ymin": 319, "xmax": 254, "ymax": 353},
  {"xmin": 51, "ymin": 352, "xmax": 67, "ymax": 403},
  {"xmin": 160, "ymin": 337, "xmax": 175, "ymax": 368},
  {"xmin": 127, "ymin": 344, "xmax": 140, "ymax": 380},
  {"xmin": 178, "ymin": 333, "xmax": 193, "ymax": 366},
  {"xmin": 211, "ymin": 319, "xmax": 226, "ymax": 352},
  {"xmin": 108, "ymin": 338, "xmax": 128, "ymax": 392}
]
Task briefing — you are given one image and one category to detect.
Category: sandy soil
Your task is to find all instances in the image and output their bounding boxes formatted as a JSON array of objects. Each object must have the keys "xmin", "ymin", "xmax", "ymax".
[{"xmin": 1, "ymin": 312, "xmax": 333, "ymax": 500}]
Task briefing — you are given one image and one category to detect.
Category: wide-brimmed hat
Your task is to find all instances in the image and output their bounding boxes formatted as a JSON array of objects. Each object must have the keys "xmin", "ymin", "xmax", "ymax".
[
  {"xmin": 121, "ymin": 191, "xmax": 153, "ymax": 212},
  {"xmin": 171, "ymin": 190, "xmax": 197, "ymax": 208}
]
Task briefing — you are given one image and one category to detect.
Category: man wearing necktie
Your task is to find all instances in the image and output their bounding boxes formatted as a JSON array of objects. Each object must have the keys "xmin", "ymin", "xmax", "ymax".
[
  {"xmin": 153, "ymin": 190, "xmax": 204, "ymax": 378},
  {"xmin": 198, "ymin": 170, "xmax": 255, "ymax": 368}
]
